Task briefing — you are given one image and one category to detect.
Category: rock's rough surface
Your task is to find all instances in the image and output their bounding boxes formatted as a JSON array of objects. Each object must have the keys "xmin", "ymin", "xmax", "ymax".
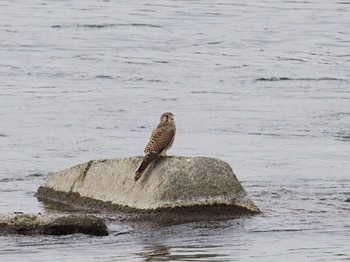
[
  {"xmin": 0, "ymin": 213, "xmax": 108, "ymax": 236},
  {"xmin": 36, "ymin": 157, "xmax": 260, "ymax": 219}
]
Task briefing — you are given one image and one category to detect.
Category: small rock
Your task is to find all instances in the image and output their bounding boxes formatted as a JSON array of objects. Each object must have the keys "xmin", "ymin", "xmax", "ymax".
[{"xmin": 0, "ymin": 213, "xmax": 108, "ymax": 236}]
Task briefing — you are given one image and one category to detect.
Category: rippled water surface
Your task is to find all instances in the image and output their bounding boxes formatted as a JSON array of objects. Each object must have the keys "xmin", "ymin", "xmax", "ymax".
[{"xmin": 1, "ymin": 0, "xmax": 349, "ymax": 261}]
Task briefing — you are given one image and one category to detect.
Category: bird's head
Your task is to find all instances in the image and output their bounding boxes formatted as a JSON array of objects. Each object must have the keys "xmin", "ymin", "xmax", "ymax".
[{"xmin": 160, "ymin": 112, "xmax": 174, "ymax": 123}]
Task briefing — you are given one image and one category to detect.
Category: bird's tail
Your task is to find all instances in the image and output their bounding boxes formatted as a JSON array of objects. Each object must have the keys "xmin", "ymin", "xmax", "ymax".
[{"xmin": 134, "ymin": 152, "xmax": 159, "ymax": 181}]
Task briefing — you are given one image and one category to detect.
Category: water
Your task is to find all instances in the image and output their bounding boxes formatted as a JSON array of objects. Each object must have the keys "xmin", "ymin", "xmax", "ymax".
[{"xmin": 1, "ymin": 0, "xmax": 349, "ymax": 261}]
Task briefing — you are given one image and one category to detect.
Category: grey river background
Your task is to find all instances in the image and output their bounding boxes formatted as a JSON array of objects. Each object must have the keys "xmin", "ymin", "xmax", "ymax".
[{"xmin": 1, "ymin": 0, "xmax": 349, "ymax": 261}]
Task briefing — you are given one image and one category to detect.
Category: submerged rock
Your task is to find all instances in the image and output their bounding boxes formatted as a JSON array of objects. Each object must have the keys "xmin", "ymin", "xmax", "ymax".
[
  {"xmin": 0, "ymin": 213, "xmax": 108, "ymax": 236},
  {"xmin": 36, "ymin": 156, "xmax": 260, "ymax": 221}
]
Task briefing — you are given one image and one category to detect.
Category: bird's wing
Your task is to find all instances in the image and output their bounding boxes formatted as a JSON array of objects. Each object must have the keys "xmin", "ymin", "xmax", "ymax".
[{"xmin": 144, "ymin": 123, "xmax": 175, "ymax": 154}]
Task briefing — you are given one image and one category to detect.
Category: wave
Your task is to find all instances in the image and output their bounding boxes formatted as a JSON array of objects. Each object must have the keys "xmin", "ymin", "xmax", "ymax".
[
  {"xmin": 51, "ymin": 23, "xmax": 162, "ymax": 29},
  {"xmin": 255, "ymin": 77, "xmax": 347, "ymax": 82}
]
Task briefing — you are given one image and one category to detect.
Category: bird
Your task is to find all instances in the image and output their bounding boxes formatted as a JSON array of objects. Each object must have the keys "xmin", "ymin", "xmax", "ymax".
[{"xmin": 134, "ymin": 112, "xmax": 176, "ymax": 181}]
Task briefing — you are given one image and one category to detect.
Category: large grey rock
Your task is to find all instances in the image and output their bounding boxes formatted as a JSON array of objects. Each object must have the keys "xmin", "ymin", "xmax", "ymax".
[
  {"xmin": 36, "ymin": 157, "xmax": 260, "ymax": 220},
  {"xmin": 0, "ymin": 213, "xmax": 108, "ymax": 236}
]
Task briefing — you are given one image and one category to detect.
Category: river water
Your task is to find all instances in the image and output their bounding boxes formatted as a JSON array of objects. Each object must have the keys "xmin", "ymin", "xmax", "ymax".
[{"xmin": 1, "ymin": 0, "xmax": 349, "ymax": 261}]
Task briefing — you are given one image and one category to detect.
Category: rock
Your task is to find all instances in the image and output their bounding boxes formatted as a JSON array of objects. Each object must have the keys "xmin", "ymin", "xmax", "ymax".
[
  {"xmin": 0, "ymin": 213, "xmax": 108, "ymax": 236},
  {"xmin": 36, "ymin": 157, "xmax": 260, "ymax": 222}
]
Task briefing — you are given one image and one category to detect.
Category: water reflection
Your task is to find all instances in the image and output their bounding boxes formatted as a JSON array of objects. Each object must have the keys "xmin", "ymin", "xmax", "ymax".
[
  {"xmin": 139, "ymin": 244, "xmax": 170, "ymax": 261},
  {"xmin": 138, "ymin": 244, "xmax": 228, "ymax": 261}
]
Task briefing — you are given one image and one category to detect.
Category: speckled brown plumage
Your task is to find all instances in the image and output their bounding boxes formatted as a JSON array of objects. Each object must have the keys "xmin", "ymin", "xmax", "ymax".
[{"xmin": 135, "ymin": 112, "xmax": 176, "ymax": 181}]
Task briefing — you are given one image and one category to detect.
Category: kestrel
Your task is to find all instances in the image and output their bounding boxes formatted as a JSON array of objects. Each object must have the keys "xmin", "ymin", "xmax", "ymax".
[{"xmin": 134, "ymin": 112, "xmax": 176, "ymax": 181}]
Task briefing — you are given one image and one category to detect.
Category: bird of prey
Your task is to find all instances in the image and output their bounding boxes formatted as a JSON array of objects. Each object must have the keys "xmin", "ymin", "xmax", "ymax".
[{"xmin": 134, "ymin": 112, "xmax": 176, "ymax": 181}]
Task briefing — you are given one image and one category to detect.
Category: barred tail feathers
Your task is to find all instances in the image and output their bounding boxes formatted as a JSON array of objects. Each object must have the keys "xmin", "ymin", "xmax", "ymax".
[{"xmin": 134, "ymin": 152, "xmax": 159, "ymax": 181}]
